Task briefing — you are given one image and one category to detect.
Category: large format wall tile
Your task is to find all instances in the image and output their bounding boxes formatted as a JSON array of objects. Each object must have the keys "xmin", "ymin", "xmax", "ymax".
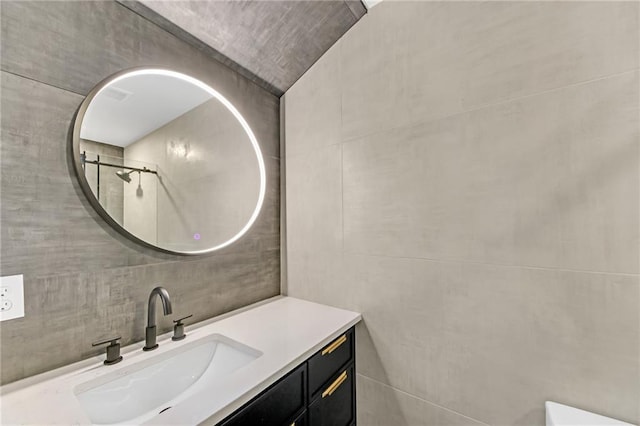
[
  {"xmin": 285, "ymin": 2, "xmax": 639, "ymax": 424},
  {"xmin": 357, "ymin": 374, "xmax": 487, "ymax": 426},
  {"xmin": 348, "ymin": 255, "xmax": 639, "ymax": 425},
  {"xmin": 343, "ymin": 72, "xmax": 639, "ymax": 274},
  {"xmin": 340, "ymin": 5, "xmax": 412, "ymax": 143},
  {"xmin": 284, "ymin": 41, "xmax": 342, "ymax": 158},
  {"xmin": 286, "ymin": 250, "xmax": 348, "ymax": 309},
  {"xmin": 0, "ymin": 0, "xmax": 280, "ymax": 385},
  {"xmin": 286, "ymin": 144, "xmax": 343, "ymax": 254},
  {"xmin": 341, "ymin": 1, "xmax": 639, "ymax": 141}
]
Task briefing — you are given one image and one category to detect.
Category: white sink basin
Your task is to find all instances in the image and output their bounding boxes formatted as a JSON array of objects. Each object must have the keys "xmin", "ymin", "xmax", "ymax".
[{"xmin": 74, "ymin": 334, "xmax": 261, "ymax": 425}]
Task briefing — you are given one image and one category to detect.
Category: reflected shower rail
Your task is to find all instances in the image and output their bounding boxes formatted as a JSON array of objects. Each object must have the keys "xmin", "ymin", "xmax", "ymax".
[
  {"xmin": 80, "ymin": 151, "xmax": 158, "ymax": 199},
  {"xmin": 80, "ymin": 151, "xmax": 158, "ymax": 175}
]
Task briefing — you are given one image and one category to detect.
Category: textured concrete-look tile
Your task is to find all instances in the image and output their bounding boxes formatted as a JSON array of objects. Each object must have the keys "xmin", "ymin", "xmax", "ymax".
[
  {"xmin": 2, "ymin": 1, "xmax": 147, "ymax": 95},
  {"xmin": 231, "ymin": 77, "xmax": 281, "ymax": 160},
  {"xmin": 0, "ymin": 248, "xmax": 278, "ymax": 384},
  {"xmin": 343, "ymin": 72, "xmax": 639, "ymax": 274},
  {"xmin": 0, "ymin": 54, "xmax": 280, "ymax": 279},
  {"xmin": 0, "ymin": 71, "xmax": 157, "ymax": 278},
  {"xmin": 341, "ymin": 1, "xmax": 639, "ymax": 141},
  {"xmin": 1, "ymin": 1, "xmax": 280, "ymax": 385},
  {"xmin": 285, "ymin": 41, "xmax": 342, "ymax": 158},
  {"xmin": 242, "ymin": 156, "xmax": 281, "ymax": 253},
  {"xmin": 134, "ymin": 0, "xmax": 361, "ymax": 94},
  {"xmin": 0, "ymin": 1, "xmax": 280, "ymax": 159},
  {"xmin": 357, "ymin": 374, "xmax": 487, "ymax": 426},
  {"xmin": 347, "ymin": 254, "xmax": 639, "ymax": 425},
  {"xmin": 286, "ymin": 144, "xmax": 343, "ymax": 254},
  {"xmin": 0, "ymin": 2, "xmax": 227, "ymax": 95}
]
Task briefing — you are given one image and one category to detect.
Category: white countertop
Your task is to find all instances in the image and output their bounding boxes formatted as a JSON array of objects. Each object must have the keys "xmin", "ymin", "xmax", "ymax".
[{"xmin": 0, "ymin": 296, "xmax": 361, "ymax": 425}]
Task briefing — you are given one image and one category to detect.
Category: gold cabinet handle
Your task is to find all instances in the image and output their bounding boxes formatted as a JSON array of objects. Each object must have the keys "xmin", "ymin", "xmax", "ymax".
[
  {"xmin": 322, "ymin": 371, "xmax": 348, "ymax": 398},
  {"xmin": 322, "ymin": 334, "xmax": 347, "ymax": 356}
]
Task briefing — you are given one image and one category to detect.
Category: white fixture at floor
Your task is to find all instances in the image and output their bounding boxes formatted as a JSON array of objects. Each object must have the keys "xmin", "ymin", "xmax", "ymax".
[{"xmin": 546, "ymin": 402, "xmax": 635, "ymax": 426}]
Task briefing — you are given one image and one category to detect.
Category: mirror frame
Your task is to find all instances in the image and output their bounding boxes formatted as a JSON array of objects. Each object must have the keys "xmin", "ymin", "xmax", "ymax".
[{"xmin": 71, "ymin": 67, "xmax": 266, "ymax": 255}]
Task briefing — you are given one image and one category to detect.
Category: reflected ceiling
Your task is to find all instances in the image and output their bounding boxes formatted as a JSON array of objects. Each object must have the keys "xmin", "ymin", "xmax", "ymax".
[{"xmin": 81, "ymin": 74, "xmax": 212, "ymax": 146}]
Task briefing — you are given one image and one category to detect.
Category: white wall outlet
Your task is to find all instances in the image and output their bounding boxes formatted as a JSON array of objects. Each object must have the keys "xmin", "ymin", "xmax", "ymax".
[{"xmin": 0, "ymin": 274, "xmax": 25, "ymax": 321}]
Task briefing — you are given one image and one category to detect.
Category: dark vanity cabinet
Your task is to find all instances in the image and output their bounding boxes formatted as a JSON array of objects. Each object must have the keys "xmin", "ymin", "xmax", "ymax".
[{"xmin": 218, "ymin": 327, "xmax": 356, "ymax": 426}]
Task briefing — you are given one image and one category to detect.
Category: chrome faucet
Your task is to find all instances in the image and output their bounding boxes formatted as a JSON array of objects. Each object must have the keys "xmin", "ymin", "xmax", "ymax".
[{"xmin": 143, "ymin": 286, "xmax": 172, "ymax": 351}]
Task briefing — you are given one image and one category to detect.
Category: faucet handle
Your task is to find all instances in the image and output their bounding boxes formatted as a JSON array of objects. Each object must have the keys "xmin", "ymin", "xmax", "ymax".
[
  {"xmin": 92, "ymin": 336, "xmax": 121, "ymax": 347},
  {"xmin": 172, "ymin": 315, "xmax": 192, "ymax": 341},
  {"xmin": 173, "ymin": 314, "xmax": 193, "ymax": 324},
  {"xmin": 92, "ymin": 336, "xmax": 123, "ymax": 365}
]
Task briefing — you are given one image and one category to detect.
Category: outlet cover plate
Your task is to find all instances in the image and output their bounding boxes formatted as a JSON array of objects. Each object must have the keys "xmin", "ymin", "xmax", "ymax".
[{"xmin": 0, "ymin": 274, "xmax": 25, "ymax": 321}]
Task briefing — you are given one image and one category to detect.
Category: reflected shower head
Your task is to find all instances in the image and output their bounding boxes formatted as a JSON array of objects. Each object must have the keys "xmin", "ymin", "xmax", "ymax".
[
  {"xmin": 116, "ymin": 170, "xmax": 133, "ymax": 183},
  {"xmin": 115, "ymin": 167, "xmax": 156, "ymax": 183}
]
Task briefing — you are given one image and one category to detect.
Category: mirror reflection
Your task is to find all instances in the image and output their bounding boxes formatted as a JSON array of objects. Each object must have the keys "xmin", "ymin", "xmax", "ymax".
[{"xmin": 74, "ymin": 69, "xmax": 265, "ymax": 254}]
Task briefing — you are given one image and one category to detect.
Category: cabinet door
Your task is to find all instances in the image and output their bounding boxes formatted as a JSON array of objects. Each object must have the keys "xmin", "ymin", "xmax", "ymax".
[
  {"xmin": 219, "ymin": 364, "xmax": 307, "ymax": 426},
  {"xmin": 308, "ymin": 329, "xmax": 354, "ymax": 398},
  {"xmin": 290, "ymin": 409, "xmax": 307, "ymax": 426},
  {"xmin": 308, "ymin": 364, "xmax": 354, "ymax": 426}
]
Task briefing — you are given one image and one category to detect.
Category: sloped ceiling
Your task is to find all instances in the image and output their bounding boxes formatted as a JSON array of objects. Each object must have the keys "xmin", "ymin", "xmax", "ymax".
[{"xmin": 118, "ymin": 1, "xmax": 367, "ymax": 96}]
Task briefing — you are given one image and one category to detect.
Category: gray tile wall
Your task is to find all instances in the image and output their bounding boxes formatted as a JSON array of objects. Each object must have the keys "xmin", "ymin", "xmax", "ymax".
[
  {"xmin": 0, "ymin": 1, "xmax": 280, "ymax": 385},
  {"xmin": 130, "ymin": 0, "xmax": 367, "ymax": 94},
  {"xmin": 284, "ymin": 2, "xmax": 639, "ymax": 425}
]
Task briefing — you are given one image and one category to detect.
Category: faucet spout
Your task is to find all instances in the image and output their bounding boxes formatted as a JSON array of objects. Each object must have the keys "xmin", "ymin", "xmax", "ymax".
[
  {"xmin": 143, "ymin": 286, "xmax": 172, "ymax": 351},
  {"xmin": 147, "ymin": 286, "xmax": 172, "ymax": 328}
]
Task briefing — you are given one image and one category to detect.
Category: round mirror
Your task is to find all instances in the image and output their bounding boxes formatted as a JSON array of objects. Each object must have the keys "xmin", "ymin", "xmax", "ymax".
[{"xmin": 72, "ymin": 68, "xmax": 266, "ymax": 255}]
